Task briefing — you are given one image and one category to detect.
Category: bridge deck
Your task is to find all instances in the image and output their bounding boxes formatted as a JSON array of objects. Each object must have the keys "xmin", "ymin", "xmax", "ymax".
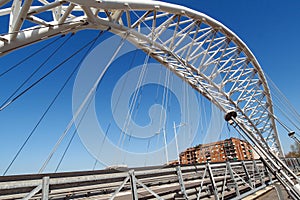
[{"xmin": 1, "ymin": 158, "xmax": 299, "ymax": 199}]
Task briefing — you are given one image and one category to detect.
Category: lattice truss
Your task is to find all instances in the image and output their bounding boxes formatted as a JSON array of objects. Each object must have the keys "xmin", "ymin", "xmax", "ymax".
[{"xmin": 0, "ymin": 0, "xmax": 282, "ymax": 155}]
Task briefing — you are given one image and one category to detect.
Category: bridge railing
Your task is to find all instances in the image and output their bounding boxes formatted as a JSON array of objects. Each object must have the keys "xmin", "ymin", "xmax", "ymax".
[{"xmin": 0, "ymin": 158, "xmax": 299, "ymax": 200}]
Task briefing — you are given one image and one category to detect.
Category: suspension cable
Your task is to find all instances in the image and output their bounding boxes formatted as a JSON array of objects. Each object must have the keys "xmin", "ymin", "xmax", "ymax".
[
  {"xmin": 92, "ymin": 49, "xmax": 139, "ymax": 170},
  {"xmin": 242, "ymin": 82, "xmax": 297, "ymax": 142},
  {"xmin": 55, "ymin": 92, "xmax": 95, "ymax": 172},
  {"xmin": 39, "ymin": 31, "xmax": 127, "ymax": 173},
  {"xmin": 119, "ymin": 53, "xmax": 150, "ymax": 164},
  {"xmin": 269, "ymin": 86, "xmax": 300, "ymax": 129},
  {"xmin": 263, "ymin": 77, "xmax": 300, "ymax": 133},
  {"xmin": 144, "ymin": 139, "xmax": 151, "ymax": 166},
  {"xmin": 199, "ymin": 90, "xmax": 206, "ymax": 142},
  {"xmin": 272, "ymin": 102, "xmax": 300, "ymax": 132},
  {"xmin": 0, "ymin": 36, "xmax": 62, "ymax": 78},
  {"xmin": 118, "ymin": 52, "xmax": 150, "ymax": 148},
  {"xmin": 272, "ymin": 98, "xmax": 300, "ymax": 132},
  {"xmin": 2, "ymin": 34, "xmax": 77, "ymax": 176},
  {"xmin": 0, "ymin": 34, "xmax": 72, "ymax": 109},
  {"xmin": 155, "ymin": 66, "xmax": 170, "ymax": 149},
  {"xmin": 252, "ymin": 77, "xmax": 300, "ymax": 134},
  {"xmin": 155, "ymin": 66, "xmax": 163, "ymax": 103},
  {"xmin": 267, "ymin": 74, "xmax": 300, "ymax": 123},
  {"xmin": 0, "ymin": 32, "xmax": 104, "ymax": 111},
  {"xmin": 54, "ymin": 32, "xmax": 108, "ymax": 172},
  {"xmin": 162, "ymin": 67, "xmax": 171, "ymax": 163},
  {"xmin": 55, "ymin": 129, "xmax": 76, "ymax": 173},
  {"xmin": 154, "ymin": 65, "xmax": 164, "ymax": 148}
]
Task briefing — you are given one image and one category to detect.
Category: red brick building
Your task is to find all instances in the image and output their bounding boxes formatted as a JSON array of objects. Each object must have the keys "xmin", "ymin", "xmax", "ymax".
[{"xmin": 179, "ymin": 137, "xmax": 254, "ymax": 164}]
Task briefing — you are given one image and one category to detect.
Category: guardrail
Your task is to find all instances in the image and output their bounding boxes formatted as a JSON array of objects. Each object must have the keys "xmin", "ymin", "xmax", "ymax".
[{"xmin": 0, "ymin": 158, "xmax": 299, "ymax": 200}]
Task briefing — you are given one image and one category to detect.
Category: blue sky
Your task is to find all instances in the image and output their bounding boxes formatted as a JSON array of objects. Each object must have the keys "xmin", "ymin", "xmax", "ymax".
[{"xmin": 0, "ymin": 0, "xmax": 300, "ymax": 175}]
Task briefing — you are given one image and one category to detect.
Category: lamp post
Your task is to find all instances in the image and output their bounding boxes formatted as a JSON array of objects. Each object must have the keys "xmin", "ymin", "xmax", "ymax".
[{"xmin": 156, "ymin": 127, "xmax": 169, "ymax": 164}]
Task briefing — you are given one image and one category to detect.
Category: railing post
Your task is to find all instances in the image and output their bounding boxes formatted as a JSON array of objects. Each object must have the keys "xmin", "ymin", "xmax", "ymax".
[
  {"xmin": 288, "ymin": 158, "xmax": 295, "ymax": 171},
  {"xmin": 42, "ymin": 176, "xmax": 49, "ymax": 200},
  {"xmin": 295, "ymin": 158, "xmax": 300, "ymax": 168},
  {"xmin": 292, "ymin": 159, "xmax": 299, "ymax": 172},
  {"xmin": 176, "ymin": 165, "xmax": 188, "ymax": 200},
  {"xmin": 264, "ymin": 164, "xmax": 273, "ymax": 183},
  {"xmin": 226, "ymin": 161, "xmax": 240, "ymax": 197},
  {"xmin": 129, "ymin": 170, "xmax": 138, "ymax": 200},
  {"xmin": 206, "ymin": 163, "xmax": 219, "ymax": 200},
  {"xmin": 253, "ymin": 160, "xmax": 264, "ymax": 186},
  {"xmin": 242, "ymin": 161, "xmax": 253, "ymax": 188},
  {"xmin": 297, "ymin": 158, "xmax": 300, "ymax": 167}
]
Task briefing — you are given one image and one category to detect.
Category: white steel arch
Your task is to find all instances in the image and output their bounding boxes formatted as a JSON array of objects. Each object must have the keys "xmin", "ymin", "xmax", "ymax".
[{"xmin": 0, "ymin": 0, "xmax": 282, "ymax": 155}]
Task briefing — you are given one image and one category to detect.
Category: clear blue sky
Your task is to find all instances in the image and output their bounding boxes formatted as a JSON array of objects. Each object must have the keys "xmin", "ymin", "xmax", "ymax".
[{"xmin": 0, "ymin": 0, "xmax": 300, "ymax": 175}]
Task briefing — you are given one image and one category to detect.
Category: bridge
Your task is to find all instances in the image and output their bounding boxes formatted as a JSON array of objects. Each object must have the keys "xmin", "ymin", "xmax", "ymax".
[
  {"xmin": 0, "ymin": 0, "xmax": 300, "ymax": 199},
  {"xmin": 1, "ymin": 158, "xmax": 300, "ymax": 199}
]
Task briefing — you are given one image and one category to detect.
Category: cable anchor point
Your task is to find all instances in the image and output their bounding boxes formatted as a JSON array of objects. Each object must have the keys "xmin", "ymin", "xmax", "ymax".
[{"xmin": 224, "ymin": 110, "xmax": 237, "ymax": 125}]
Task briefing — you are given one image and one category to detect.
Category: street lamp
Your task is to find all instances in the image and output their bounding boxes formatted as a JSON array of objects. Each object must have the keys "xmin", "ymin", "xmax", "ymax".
[{"xmin": 288, "ymin": 131, "xmax": 300, "ymax": 145}]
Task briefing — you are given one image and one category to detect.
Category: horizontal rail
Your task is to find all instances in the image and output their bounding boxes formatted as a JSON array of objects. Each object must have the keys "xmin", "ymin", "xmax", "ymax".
[{"xmin": 0, "ymin": 158, "xmax": 299, "ymax": 199}]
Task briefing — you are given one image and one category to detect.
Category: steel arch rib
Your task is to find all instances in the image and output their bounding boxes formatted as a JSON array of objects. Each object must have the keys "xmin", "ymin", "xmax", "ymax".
[{"xmin": 0, "ymin": 0, "xmax": 283, "ymax": 155}]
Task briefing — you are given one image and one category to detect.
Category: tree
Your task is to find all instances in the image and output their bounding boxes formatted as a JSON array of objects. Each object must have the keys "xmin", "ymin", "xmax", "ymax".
[
  {"xmin": 285, "ymin": 142, "xmax": 300, "ymax": 158},
  {"xmin": 194, "ymin": 144, "xmax": 202, "ymax": 148}
]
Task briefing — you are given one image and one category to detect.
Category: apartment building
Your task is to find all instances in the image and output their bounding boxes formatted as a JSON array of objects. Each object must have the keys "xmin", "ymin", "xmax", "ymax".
[{"xmin": 179, "ymin": 137, "xmax": 254, "ymax": 164}]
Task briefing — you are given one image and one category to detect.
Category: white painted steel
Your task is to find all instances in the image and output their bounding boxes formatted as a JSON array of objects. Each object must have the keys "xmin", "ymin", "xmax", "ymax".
[
  {"xmin": 0, "ymin": 0, "xmax": 282, "ymax": 155},
  {"xmin": 0, "ymin": 159, "xmax": 281, "ymax": 199}
]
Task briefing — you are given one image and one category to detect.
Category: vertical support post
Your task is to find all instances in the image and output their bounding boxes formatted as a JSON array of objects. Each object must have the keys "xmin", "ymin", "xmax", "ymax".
[
  {"xmin": 196, "ymin": 166, "xmax": 207, "ymax": 200},
  {"xmin": 253, "ymin": 160, "xmax": 264, "ymax": 186},
  {"xmin": 129, "ymin": 170, "xmax": 138, "ymax": 200},
  {"xmin": 283, "ymin": 158, "xmax": 288, "ymax": 166},
  {"xmin": 163, "ymin": 129, "xmax": 169, "ymax": 164},
  {"xmin": 291, "ymin": 159, "xmax": 295, "ymax": 171},
  {"xmin": 292, "ymin": 159, "xmax": 298, "ymax": 172},
  {"xmin": 242, "ymin": 161, "xmax": 253, "ymax": 188},
  {"xmin": 176, "ymin": 166, "xmax": 188, "ymax": 200},
  {"xmin": 295, "ymin": 158, "xmax": 300, "ymax": 171},
  {"xmin": 264, "ymin": 164, "xmax": 273, "ymax": 183},
  {"xmin": 292, "ymin": 158, "xmax": 296, "ymax": 171},
  {"xmin": 42, "ymin": 176, "xmax": 49, "ymax": 200},
  {"xmin": 295, "ymin": 158, "xmax": 300, "ymax": 168},
  {"xmin": 206, "ymin": 163, "xmax": 219, "ymax": 200},
  {"xmin": 226, "ymin": 161, "xmax": 240, "ymax": 197},
  {"xmin": 109, "ymin": 175, "xmax": 130, "ymax": 200},
  {"xmin": 288, "ymin": 158, "xmax": 295, "ymax": 171},
  {"xmin": 285, "ymin": 158, "xmax": 290, "ymax": 168},
  {"xmin": 173, "ymin": 122, "xmax": 181, "ymax": 165},
  {"xmin": 297, "ymin": 158, "xmax": 300, "ymax": 167}
]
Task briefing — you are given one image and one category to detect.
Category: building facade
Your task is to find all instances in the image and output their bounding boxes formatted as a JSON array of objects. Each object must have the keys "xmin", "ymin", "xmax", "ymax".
[{"xmin": 179, "ymin": 137, "xmax": 254, "ymax": 164}]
